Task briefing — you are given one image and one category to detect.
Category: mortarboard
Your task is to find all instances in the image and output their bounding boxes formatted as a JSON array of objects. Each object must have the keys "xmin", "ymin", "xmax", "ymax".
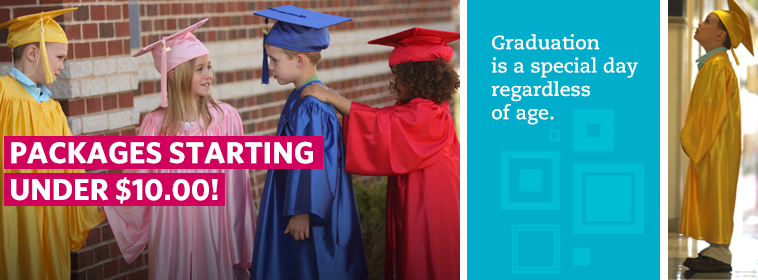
[
  {"xmin": 714, "ymin": 0, "xmax": 754, "ymax": 65},
  {"xmin": 0, "ymin": 8, "xmax": 77, "ymax": 84},
  {"xmin": 133, "ymin": 18, "xmax": 209, "ymax": 108},
  {"xmin": 369, "ymin": 27, "xmax": 459, "ymax": 67},
  {"xmin": 254, "ymin": 5, "xmax": 351, "ymax": 84}
]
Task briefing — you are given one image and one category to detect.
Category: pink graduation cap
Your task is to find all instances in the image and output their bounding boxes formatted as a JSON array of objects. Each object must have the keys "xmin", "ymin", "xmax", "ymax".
[{"xmin": 133, "ymin": 18, "xmax": 210, "ymax": 107}]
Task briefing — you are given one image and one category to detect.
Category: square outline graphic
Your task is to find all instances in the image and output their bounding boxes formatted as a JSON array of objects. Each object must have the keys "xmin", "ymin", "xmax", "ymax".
[
  {"xmin": 583, "ymin": 174, "xmax": 634, "ymax": 223},
  {"xmin": 572, "ymin": 109, "xmax": 615, "ymax": 151},
  {"xmin": 549, "ymin": 130, "xmax": 561, "ymax": 141},
  {"xmin": 512, "ymin": 225, "xmax": 560, "ymax": 273},
  {"xmin": 519, "ymin": 169, "xmax": 543, "ymax": 192},
  {"xmin": 572, "ymin": 248, "xmax": 590, "ymax": 266},
  {"xmin": 501, "ymin": 151, "xmax": 560, "ymax": 210},
  {"xmin": 572, "ymin": 164, "xmax": 644, "ymax": 234}
]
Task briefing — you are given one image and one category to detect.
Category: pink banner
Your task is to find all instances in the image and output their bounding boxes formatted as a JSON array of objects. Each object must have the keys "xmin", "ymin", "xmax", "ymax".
[
  {"xmin": 3, "ymin": 173, "xmax": 226, "ymax": 206},
  {"xmin": 4, "ymin": 136, "xmax": 323, "ymax": 169}
]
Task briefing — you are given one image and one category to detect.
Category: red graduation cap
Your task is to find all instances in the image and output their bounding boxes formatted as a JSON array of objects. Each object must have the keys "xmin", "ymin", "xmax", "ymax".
[{"xmin": 369, "ymin": 27, "xmax": 459, "ymax": 66}]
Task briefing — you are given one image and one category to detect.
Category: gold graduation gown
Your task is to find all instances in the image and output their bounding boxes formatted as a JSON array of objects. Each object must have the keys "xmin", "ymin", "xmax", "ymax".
[
  {"xmin": 0, "ymin": 75, "xmax": 105, "ymax": 280},
  {"xmin": 679, "ymin": 52, "xmax": 741, "ymax": 244}
]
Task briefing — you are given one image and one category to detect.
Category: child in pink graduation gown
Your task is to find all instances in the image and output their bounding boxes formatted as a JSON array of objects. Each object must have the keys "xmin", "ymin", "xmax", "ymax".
[{"xmin": 104, "ymin": 19, "xmax": 256, "ymax": 280}]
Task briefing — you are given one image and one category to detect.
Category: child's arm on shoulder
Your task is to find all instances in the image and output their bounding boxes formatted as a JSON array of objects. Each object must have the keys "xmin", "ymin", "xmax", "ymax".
[
  {"xmin": 301, "ymin": 83, "xmax": 352, "ymax": 116},
  {"xmin": 284, "ymin": 213, "xmax": 310, "ymax": 240}
]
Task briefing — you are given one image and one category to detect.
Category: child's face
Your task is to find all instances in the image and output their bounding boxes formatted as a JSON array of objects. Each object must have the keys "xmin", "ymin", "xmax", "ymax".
[
  {"xmin": 28, "ymin": 42, "xmax": 67, "ymax": 85},
  {"xmin": 191, "ymin": 54, "xmax": 213, "ymax": 98},
  {"xmin": 266, "ymin": 45, "xmax": 299, "ymax": 85},
  {"xmin": 389, "ymin": 67, "xmax": 412, "ymax": 102},
  {"xmin": 695, "ymin": 13, "xmax": 724, "ymax": 45}
]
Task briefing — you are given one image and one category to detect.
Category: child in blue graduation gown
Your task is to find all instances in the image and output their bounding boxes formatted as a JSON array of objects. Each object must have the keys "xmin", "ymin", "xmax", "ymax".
[{"xmin": 250, "ymin": 6, "xmax": 369, "ymax": 280}]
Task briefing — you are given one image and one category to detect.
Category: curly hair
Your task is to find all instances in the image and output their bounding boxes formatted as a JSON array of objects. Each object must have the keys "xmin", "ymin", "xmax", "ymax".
[{"xmin": 391, "ymin": 58, "xmax": 460, "ymax": 104}]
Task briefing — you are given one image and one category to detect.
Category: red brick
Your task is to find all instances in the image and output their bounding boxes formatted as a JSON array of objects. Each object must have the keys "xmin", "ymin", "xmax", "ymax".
[
  {"xmin": 91, "ymin": 41, "xmax": 107, "ymax": 57},
  {"xmin": 13, "ymin": 6, "xmax": 65, "ymax": 19},
  {"xmin": 194, "ymin": 3, "xmax": 204, "ymax": 13},
  {"xmin": 2, "ymin": 0, "xmax": 36, "ymax": 5},
  {"xmin": 110, "ymin": 242, "xmax": 122, "ymax": 258},
  {"xmin": 0, "ymin": 48, "xmax": 12, "ymax": 63},
  {"xmin": 107, "ymin": 5, "xmax": 121, "ymax": 20},
  {"xmin": 121, "ymin": 128, "xmax": 136, "ymax": 136},
  {"xmin": 64, "ymin": 24, "xmax": 81, "ymax": 40},
  {"xmin": 119, "ymin": 257, "xmax": 136, "ymax": 273},
  {"xmin": 141, "ymin": 20, "xmax": 152, "ymax": 32},
  {"xmin": 122, "ymin": 4, "xmax": 130, "ymax": 19},
  {"xmin": 103, "ymin": 95, "xmax": 117, "ymax": 110},
  {"xmin": 86, "ymin": 97, "xmax": 102, "ymax": 113},
  {"xmin": 102, "ymin": 225, "xmax": 115, "ymax": 241},
  {"xmin": 116, "ymin": 22, "xmax": 130, "ymax": 37},
  {"xmin": 86, "ymin": 265, "xmax": 103, "ymax": 280},
  {"xmin": 159, "ymin": 4, "xmax": 169, "ymax": 15},
  {"xmin": 74, "ymin": 43, "xmax": 90, "ymax": 59},
  {"xmin": 142, "ymin": 81, "xmax": 155, "ymax": 94},
  {"xmin": 0, "ymin": 9, "xmax": 10, "ymax": 23},
  {"xmin": 166, "ymin": 19, "xmax": 177, "ymax": 30},
  {"xmin": 94, "ymin": 243, "xmax": 110, "ymax": 261},
  {"xmin": 104, "ymin": 259, "xmax": 120, "ymax": 278},
  {"xmin": 146, "ymin": 4, "xmax": 157, "ymax": 16},
  {"xmin": 123, "ymin": 39, "xmax": 131, "ymax": 56},
  {"xmin": 171, "ymin": 4, "xmax": 182, "ymax": 15},
  {"xmin": 108, "ymin": 40, "xmax": 123, "ymax": 56},
  {"xmin": 81, "ymin": 23, "xmax": 98, "ymax": 39},
  {"xmin": 217, "ymin": 2, "xmax": 226, "ymax": 13},
  {"xmin": 183, "ymin": 4, "xmax": 193, "ymax": 14},
  {"xmin": 90, "ymin": 5, "xmax": 105, "ymax": 21},
  {"xmin": 61, "ymin": 99, "xmax": 85, "ymax": 116},
  {"xmin": 99, "ymin": 22, "xmax": 115, "ymax": 38},
  {"xmin": 127, "ymin": 270, "xmax": 147, "ymax": 280},
  {"xmin": 118, "ymin": 92, "xmax": 134, "ymax": 108}
]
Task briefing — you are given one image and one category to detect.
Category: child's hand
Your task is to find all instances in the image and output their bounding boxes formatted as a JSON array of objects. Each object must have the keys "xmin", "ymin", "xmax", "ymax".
[
  {"xmin": 284, "ymin": 214, "xmax": 310, "ymax": 240},
  {"xmin": 98, "ymin": 206, "xmax": 104, "ymax": 213},
  {"xmin": 302, "ymin": 83, "xmax": 337, "ymax": 104}
]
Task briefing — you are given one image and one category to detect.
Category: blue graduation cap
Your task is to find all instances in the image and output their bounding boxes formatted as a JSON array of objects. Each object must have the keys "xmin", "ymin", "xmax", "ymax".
[{"xmin": 254, "ymin": 5, "xmax": 351, "ymax": 84}]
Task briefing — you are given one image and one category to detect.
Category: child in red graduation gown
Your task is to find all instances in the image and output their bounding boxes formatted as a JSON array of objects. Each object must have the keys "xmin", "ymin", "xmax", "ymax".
[{"xmin": 302, "ymin": 27, "xmax": 461, "ymax": 280}]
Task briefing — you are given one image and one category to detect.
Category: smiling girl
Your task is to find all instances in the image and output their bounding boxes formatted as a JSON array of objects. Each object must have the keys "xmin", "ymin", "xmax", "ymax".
[{"xmin": 103, "ymin": 19, "xmax": 256, "ymax": 280}]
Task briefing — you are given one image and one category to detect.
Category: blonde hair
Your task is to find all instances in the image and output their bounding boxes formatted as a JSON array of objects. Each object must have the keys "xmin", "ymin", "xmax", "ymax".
[
  {"xmin": 263, "ymin": 42, "xmax": 322, "ymax": 65},
  {"xmin": 158, "ymin": 57, "xmax": 223, "ymax": 136}
]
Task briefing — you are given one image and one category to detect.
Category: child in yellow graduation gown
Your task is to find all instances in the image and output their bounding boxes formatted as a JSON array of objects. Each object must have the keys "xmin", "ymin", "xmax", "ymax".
[
  {"xmin": 679, "ymin": 0, "xmax": 754, "ymax": 273},
  {"xmin": 0, "ymin": 8, "xmax": 105, "ymax": 280}
]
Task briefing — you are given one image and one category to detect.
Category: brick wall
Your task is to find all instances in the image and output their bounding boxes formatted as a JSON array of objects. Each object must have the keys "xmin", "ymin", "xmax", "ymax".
[{"xmin": 1, "ymin": 1, "xmax": 458, "ymax": 279}]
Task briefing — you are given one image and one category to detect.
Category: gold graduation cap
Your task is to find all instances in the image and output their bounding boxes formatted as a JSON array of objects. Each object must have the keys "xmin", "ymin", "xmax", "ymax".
[
  {"xmin": 714, "ymin": 0, "xmax": 754, "ymax": 65},
  {"xmin": 0, "ymin": 8, "xmax": 77, "ymax": 84}
]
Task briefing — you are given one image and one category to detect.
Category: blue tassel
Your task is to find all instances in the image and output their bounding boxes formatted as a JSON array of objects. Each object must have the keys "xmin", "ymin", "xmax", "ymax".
[{"xmin": 261, "ymin": 18, "xmax": 270, "ymax": 85}]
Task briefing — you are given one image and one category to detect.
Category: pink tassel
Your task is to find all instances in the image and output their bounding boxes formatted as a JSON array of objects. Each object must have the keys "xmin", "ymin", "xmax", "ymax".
[{"xmin": 160, "ymin": 37, "xmax": 169, "ymax": 108}]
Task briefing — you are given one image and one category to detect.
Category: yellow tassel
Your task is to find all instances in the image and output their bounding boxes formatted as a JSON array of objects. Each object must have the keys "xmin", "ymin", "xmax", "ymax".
[
  {"xmin": 732, "ymin": 48, "xmax": 740, "ymax": 66},
  {"xmin": 39, "ymin": 16, "xmax": 55, "ymax": 84}
]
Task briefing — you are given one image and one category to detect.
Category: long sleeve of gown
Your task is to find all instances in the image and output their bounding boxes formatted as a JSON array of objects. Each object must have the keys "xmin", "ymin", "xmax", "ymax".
[
  {"xmin": 103, "ymin": 113, "xmax": 160, "ymax": 263},
  {"xmin": 222, "ymin": 106, "xmax": 255, "ymax": 268},
  {"xmin": 282, "ymin": 100, "xmax": 340, "ymax": 226},
  {"xmin": 343, "ymin": 99, "xmax": 455, "ymax": 176},
  {"xmin": 680, "ymin": 62, "xmax": 732, "ymax": 164}
]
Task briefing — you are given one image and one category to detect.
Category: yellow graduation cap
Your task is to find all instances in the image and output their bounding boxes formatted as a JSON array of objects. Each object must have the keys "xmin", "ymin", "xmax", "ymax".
[
  {"xmin": 714, "ymin": 0, "xmax": 754, "ymax": 65},
  {"xmin": 0, "ymin": 8, "xmax": 77, "ymax": 84}
]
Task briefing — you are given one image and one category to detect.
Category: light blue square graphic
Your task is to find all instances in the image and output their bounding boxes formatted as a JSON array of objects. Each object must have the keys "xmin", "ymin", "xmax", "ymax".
[
  {"xmin": 501, "ymin": 151, "xmax": 560, "ymax": 210},
  {"xmin": 586, "ymin": 124, "xmax": 601, "ymax": 138},
  {"xmin": 519, "ymin": 169, "xmax": 542, "ymax": 192},
  {"xmin": 573, "ymin": 109, "xmax": 614, "ymax": 151},
  {"xmin": 585, "ymin": 176, "xmax": 632, "ymax": 222},
  {"xmin": 512, "ymin": 225, "xmax": 560, "ymax": 273},
  {"xmin": 573, "ymin": 164, "xmax": 644, "ymax": 234},
  {"xmin": 573, "ymin": 248, "xmax": 590, "ymax": 265},
  {"xmin": 549, "ymin": 130, "xmax": 561, "ymax": 141}
]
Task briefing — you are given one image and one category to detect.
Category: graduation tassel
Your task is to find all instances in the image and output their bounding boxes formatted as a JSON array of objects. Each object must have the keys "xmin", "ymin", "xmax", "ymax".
[
  {"xmin": 39, "ymin": 16, "xmax": 55, "ymax": 84},
  {"xmin": 160, "ymin": 37, "xmax": 171, "ymax": 108},
  {"xmin": 261, "ymin": 18, "xmax": 270, "ymax": 85},
  {"xmin": 732, "ymin": 48, "xmax": 740, "ymax": 65}
]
